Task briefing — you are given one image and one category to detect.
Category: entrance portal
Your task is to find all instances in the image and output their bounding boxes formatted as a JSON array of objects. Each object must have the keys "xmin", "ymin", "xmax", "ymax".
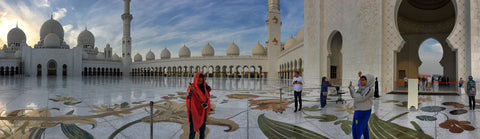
[
  {"xmin": 47, "ymin": 60, "xmax": 57, "ymax": 76},
  {"xmin": 327, "ymin": 31, "xmax": 343, "ymax": 85},
  {"xmin": 395, "ymin": 0, "xmax": 456, "ymax": 91}
]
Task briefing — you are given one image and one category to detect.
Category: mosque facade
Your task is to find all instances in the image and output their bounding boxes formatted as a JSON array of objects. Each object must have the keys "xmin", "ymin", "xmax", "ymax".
[{"xmin": 1, "ymin": 0, "xmax": 479, "ymax": 93}]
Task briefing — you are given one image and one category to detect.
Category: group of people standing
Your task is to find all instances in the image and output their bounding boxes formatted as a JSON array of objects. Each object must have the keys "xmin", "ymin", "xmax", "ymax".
[
  {"xmin": 292, "ymin": 71, "xmax": 377, "ymax": 139},
  {"xmin": 416, "ymin": 76, "xmax": 433, "ymax": 91},
  {"xmin": 184, "ymin": 71, "xmax": 477, "ymax": 139}
]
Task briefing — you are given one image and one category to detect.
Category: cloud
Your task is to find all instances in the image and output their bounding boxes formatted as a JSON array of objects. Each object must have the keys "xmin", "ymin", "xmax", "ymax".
[
  {"xmin": 63, "ymin": 24, "xmax": 72, "ymax": 32},
  {"xmin": 32, "ymin": 0, "xmax": 49, "ymax": 7},
  {"xmin": 52, "ymin": 8, "xmax": 67, "ymax": 20},
  {"xmin": 0, "ymin": 0, "xmax": 48, "ymax": 46}
]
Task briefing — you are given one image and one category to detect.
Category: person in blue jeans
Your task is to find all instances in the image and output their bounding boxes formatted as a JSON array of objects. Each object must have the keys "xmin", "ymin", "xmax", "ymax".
[
  {"xmin": 466, "ymin": 76, "xmax": 476, "ymax": 110},
  {"xmin": 349, "ymin": 74, "xmax": 375, "ymax": 139},
  {"xmin": 292, "ymin": 71, "xmax": 304, "ymax": 112},
  {"xmin": 320, "ymin": 77, "xmax": 332, "ymax": 108}
]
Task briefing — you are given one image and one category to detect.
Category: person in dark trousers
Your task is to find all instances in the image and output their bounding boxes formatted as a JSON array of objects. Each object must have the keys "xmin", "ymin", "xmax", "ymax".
[
  {"xmin": 374, "ymin": 77, "xmax": 380, "ymax": 98},
  {"xmin": 320, "ymin": 77, "xmax": 332, "ymax": 108},
  {"xmin": 466, "ymin": 76, "xmax": 476, "ymax": 110},
  {"xmin": 292, "ymin": 71, "xmax": 304, "ymax": 112},
  {"xmin": 186, "ymin": 73, "xmax": 211, "ymax": 139},
  {"xmin": 349, "ymin": 74, "xmax": 375, "ymax": 139}
]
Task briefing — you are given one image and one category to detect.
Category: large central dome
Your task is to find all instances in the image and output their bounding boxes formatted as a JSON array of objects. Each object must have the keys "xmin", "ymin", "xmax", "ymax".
[{"xmin": 40, "ymin": 18, "xmax": 64, "ymax": 41}]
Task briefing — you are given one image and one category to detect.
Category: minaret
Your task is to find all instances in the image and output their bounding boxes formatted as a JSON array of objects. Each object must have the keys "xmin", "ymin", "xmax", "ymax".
[
  {"xmin": 122, "ymin": 0, "xmax": 133, "ymax": 75},
  {"xmin": 266, "ymin": 0, "xmax": 281, "ymax": 79}
]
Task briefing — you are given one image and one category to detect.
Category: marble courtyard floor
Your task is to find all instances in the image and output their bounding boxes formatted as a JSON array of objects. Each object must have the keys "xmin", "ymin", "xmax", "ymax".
[{"xmin": 0, "ymin": 76, "xmax": 479, "ymax": 139}]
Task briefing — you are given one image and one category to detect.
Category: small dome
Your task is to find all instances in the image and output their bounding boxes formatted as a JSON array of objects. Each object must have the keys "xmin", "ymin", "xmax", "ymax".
[
  {"xmin": 226, "ymin": 41, "xmax": 240, "ymax": 56},
  {"xmin": 96, "ymin": 53, "xmax": 105, "ymax": 60},
  {"xmin": 77, "ymin": 28, "xmax": 95, "ymax": 46},
  {"xmin": 146, "ymin": 50, "xmax": 155, "ymax": 61},
  {"xmin": 82, "ymin": 51, "xmax": 88, "ymax": 58},
  {"xmin": 14, "ymin": 50, "xmax": 21, "ymax": 57},
  {"xmin": 44, "ymin": 33, "xmax": 61, "ymax": 48},
  {"xmin": 161, "ymin": 48, "xmax": 171, "ymax": 59},
  {"xmin": 7, "ymin": 27, "xmax": 26, "ymax": 44},
  {"xmin": 252, "ymin": 41, "xmax": 266, "ymax": 56},
  {"xmin": 112, "ymin": 53, "xmax": 120, "ymax": 61},
  {"xmin": 296, "ymin": 27, "xmax": 304, "ymax": 42},
  {"xmin": 284, "ymin": 35, "xmax": 298, "ymax": 50},
  {"xmin": 178, "ymin": 44, "xmax": 191, "ymax": 58},
  {"xmin": 202, "ymin": 43, "xmax": 214, "ymax": 57},
  {"xmin": 40, "ymin": 18, "xmax": 64, "ymax": 41},
  {"xmin": 134, "ymin": 53, "xmax": 142, "ymax": 62}
]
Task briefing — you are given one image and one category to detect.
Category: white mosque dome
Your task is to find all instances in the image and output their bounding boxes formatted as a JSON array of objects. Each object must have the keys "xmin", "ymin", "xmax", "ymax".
[
  {"xmin": 146, "ymin": 50, "xmax": 155, "ymax": 61},
  {"xmin": 40, "ymin": 18, "xmax": 64, "ymax": 41},
  {"xmin": 202, "ymin": 43, "xmax": 214, "ymax": 57},
  {"xmin": 285, "ymin": 35, "xmax": 298, "ymax": 50},
  {"xmin": 296, "ymin": 27, "xmax": 304, "ymax": 42},
  {"xmin": 161, "ymin": 48, "xmax": 171, "ymax": 59},
  {"xmin": 96, "ymin": 53, "xmax": 105, "ymax": 60},
  {"xmin": 134, "ymin": 53, "xmax": 143, "ymax": 62},
  {"xmin": 252, "ymin": 41, "xmax": 266, "ymax": 56},
  {"xmin": 112, "ymin": 53, "xmax": 120, "ymax": 61},
  {"xmin": 227, "ymin": 41, "xmax": 240, "ymax": 56},
  {"xmin": 7, "ymin": 27, "xmax": 26, "ymax": 44},
  {"xmin": 14, "ymin": 50, "xmax": 22, "ymax": 57},
  {"xmin": 179, "ymin": 45, "xmax": 191, "ymax": 58},
  {"xmin": 82, "ymin": 51, "xmax": 88, "ymax": 58},
  {"xmin": 77, "ymin": 28, "xmax": 95, "ymax": 45},
  {"xmin": 44, "ymin": 33, "xmax": 61, "ymax": 48}
]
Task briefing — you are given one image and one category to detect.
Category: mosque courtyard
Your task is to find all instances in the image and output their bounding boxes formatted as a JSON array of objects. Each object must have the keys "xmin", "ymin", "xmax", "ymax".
[{"xmin": 0, "ymin": 76, "xmax": 478, "ymax": 139}]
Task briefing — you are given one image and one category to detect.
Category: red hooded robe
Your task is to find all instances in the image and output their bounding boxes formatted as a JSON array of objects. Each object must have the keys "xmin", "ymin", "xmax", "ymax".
[{"xmin": 186, "ymin": 72, "xmax": 211, "ymax": 132}]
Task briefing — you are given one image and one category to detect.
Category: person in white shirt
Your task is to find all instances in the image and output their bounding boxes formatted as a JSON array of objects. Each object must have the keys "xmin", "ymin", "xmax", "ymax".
[
  {"xmin": 292, "ymin": 71, "xmax": 305, "ymax": 112},
  {"xmin": 427, "ymin": 76, "xmax": 432, "ymax": 91},
  {"xmin": 404, "ymin": 76, "xmax": 408, "ymax": 88}
]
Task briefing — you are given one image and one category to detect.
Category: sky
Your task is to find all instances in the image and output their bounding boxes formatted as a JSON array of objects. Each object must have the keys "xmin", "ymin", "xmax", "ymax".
[
  {"xmin": 418, "ymin": 38, "xmax": 444, "ymax": 75},
  {"xmin": 0, "ymin": 0, "xmax": 304, "ymax": 57}
]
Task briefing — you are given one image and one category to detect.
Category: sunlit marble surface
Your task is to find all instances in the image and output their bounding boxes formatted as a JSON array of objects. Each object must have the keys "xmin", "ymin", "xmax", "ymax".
[{"xmin": 0, "ymin": 76, "xmax": 479, "ymax": 139}]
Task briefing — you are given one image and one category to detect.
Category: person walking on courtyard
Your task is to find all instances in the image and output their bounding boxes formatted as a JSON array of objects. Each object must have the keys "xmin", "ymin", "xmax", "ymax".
[
  {"xmin": 292, "ymin": 71, "xmax": 304, "ymax": 112},
  {"xmin": 404, "ymin": 76, "xmax": 408, "ymax": 88},
  {"xmin": 427, "ymin": 76, "xmax": 432, "ymax": 91},
  {"xmin": 459, "ymin": 78, "xmax": 465, "ymax": 94},
  {"xmin": 348, "ymin": 74, "xmax": 375, "ymax": 139},
  {"xmin": 186, "ymin": 73, "xmax": 211, "ymax": 139},
  {"xmin": 321, "ymin": 77, "xmax": 332, "ymax": 108},
  {"xmin": 466, "ymin": 76, "xmax": 476, "ymax": 110},
  {"xmin": 374, "ymin": 77, "xmax": 380, "ymax": 98},
  {"xmin": 422, "ymin": 77, "xmax": 426, "ymax": 90}
]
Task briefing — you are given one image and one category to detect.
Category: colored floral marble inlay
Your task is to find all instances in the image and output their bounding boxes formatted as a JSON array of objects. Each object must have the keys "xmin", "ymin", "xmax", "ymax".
[{"xmin": 0, "ymin": 77, "xmax": 479, "ymax": 138}]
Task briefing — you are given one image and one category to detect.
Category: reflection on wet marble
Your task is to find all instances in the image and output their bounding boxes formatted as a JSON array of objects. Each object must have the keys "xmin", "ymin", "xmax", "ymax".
[{"xmin": 0, "ymin": 76, "xmax": 479, "ymax": 138}]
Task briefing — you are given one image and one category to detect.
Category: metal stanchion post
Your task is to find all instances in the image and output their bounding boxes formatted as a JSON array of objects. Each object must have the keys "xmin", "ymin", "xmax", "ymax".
[
  {"xmin": 150, "ymin": 101, "xmax": 154, "ymax": 139},
  {"xmin": 279, "ymin": 88, "xmax": 282, "ymax": 109}
]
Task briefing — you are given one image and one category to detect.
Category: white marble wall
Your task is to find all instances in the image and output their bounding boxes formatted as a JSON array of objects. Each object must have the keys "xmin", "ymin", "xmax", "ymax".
[
  {"xmin": 303, "ymin": 0, "xmax": 383, "ymax": 87},
  {"xmin": 470, "ymin": 0, "xmax": 480, "ymax": 81}
]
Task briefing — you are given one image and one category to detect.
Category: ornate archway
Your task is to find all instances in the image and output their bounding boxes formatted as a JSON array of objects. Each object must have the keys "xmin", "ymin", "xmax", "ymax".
[{"xmin": 47, "ymin": 60, "xmax": 57, "ymax": 76}]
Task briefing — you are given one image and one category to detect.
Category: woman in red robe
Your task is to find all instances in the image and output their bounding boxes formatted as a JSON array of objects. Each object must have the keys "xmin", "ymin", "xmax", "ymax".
[{"xmin": 186, "ymin": 73, "xmax": 211, "ymax": 139}]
